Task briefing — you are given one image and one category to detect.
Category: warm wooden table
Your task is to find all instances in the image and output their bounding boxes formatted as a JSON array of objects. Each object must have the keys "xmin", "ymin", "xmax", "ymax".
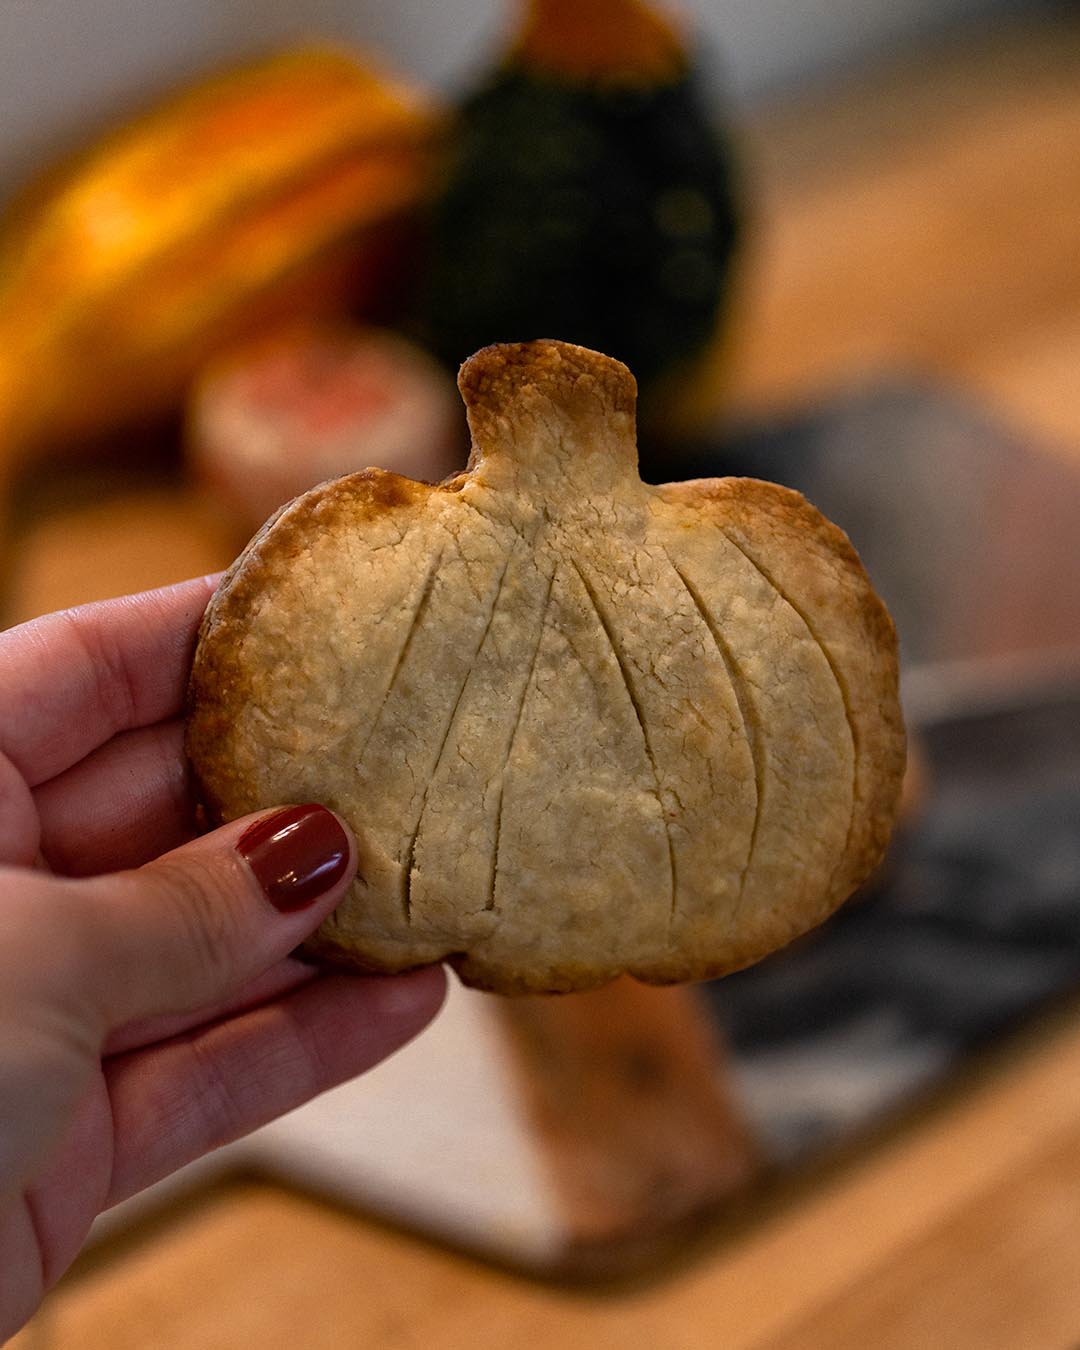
[{"xmin": 11, "ymin": 14, "xmax": 1080, "ymax": 1348}]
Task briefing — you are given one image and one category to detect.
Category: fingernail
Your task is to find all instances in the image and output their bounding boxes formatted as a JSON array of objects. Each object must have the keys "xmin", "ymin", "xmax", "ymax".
[{"xmin": 237, "ymin": 805, "xmax": 351, "ymax": 912}]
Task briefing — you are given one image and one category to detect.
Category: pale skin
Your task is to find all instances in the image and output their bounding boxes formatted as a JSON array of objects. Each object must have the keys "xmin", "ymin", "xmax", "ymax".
[{"xmin": 0, "ymin": 576, "xmax": 446, "ymax": 1340}]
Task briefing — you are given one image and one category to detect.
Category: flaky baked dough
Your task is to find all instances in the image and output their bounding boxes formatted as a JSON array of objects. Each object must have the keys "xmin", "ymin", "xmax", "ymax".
[{"xmin": 187, "ymin": 339, "xmax": 905, "ymax": 993}]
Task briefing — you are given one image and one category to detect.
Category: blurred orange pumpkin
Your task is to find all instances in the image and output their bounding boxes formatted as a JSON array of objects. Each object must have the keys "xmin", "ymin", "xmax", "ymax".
[{"xmin": 0, "ymin": 45, "xmax": 441, "ymax": 467}]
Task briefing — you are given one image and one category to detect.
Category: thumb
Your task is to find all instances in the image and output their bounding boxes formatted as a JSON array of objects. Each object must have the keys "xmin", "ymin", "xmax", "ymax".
[{"xmin": 74, "ymin": 804, "xmax": 358, "ymax": 1032}]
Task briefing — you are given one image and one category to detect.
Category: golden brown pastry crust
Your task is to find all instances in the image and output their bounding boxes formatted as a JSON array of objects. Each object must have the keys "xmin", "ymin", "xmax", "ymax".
[{"xmin": 187, "ymin": 339, "xmax": 905, "ymax": 993}]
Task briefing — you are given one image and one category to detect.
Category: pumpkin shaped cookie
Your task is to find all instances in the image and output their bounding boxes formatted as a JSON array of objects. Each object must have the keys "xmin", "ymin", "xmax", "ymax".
[{"xmin": 187, "ymin": 339, "xmax": 905, "ymax": 992}]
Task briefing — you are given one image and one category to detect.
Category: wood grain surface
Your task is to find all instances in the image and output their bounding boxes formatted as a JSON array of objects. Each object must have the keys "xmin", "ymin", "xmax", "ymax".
[
  {"xmin": 10, "ymin": 14, "xmax": 1080, "ymax": 1348},
  {"xmin": 15, "ymin": 1007, "xmax": 1080, "ymax": 1349}
]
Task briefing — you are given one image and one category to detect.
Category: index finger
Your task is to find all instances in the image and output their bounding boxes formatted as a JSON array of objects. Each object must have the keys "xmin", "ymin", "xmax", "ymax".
[{"xmin": 0, "ymin": 575, "xmax": 220, "ymax": 786}]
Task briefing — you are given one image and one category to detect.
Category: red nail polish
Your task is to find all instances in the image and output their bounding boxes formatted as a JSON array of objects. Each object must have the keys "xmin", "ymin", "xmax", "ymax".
[{"xmin": 237, "ymin": 805, "xmax": 350, "ymax": 912}]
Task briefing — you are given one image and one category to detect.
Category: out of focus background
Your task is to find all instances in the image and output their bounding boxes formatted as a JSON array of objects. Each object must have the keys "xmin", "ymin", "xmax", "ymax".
[
  {"xmin": 2, "ymin": 0, "xmax": 1065, "ymax": 185},
  {"xmin": 5, "ymin": 2, "xmax": 1080, "ymax": 1347}
]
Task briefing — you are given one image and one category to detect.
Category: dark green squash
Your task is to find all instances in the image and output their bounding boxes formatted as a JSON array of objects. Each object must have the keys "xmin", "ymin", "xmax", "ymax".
[{"xmin": 423, "ymin": 0, "xmax": 742, "ymax": 405}]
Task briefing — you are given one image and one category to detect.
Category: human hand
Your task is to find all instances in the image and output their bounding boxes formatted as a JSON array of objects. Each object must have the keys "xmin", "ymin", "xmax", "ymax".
[{"xmin": 0, "ymin": 577, "xmax": 446, "ymax": 1340}]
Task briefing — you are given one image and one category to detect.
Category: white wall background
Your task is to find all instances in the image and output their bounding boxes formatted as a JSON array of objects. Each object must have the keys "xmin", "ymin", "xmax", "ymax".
[{"xmin": 0, "ymin": 0, "xmax": 1045, "ymax": 193}]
